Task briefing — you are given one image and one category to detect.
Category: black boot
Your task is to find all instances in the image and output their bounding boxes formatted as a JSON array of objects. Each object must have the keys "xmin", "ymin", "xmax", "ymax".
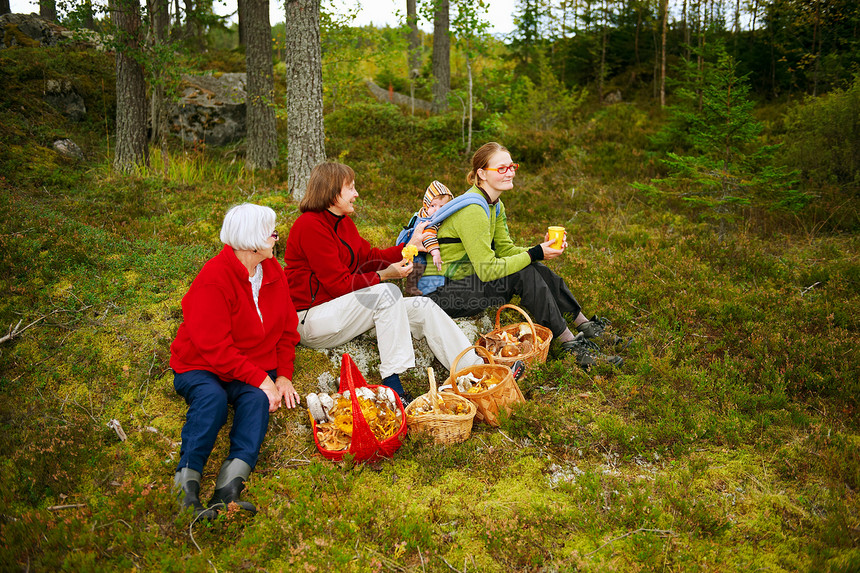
[
  {"xmin": 208, "ymin": 459, "xmax": 257, "ymax": 515},
  {"xmin": 174, "ymin": 468, "xmax": 217, "ymax": 521}
]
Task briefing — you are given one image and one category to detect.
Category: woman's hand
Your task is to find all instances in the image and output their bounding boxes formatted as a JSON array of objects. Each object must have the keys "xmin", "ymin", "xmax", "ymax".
[
  {"xmin": 540, "ymin": 239, "xmax": 566, "ymax": 260},
  {"xmin": 259, "ymin": 377, "xmax": 282, "ymax": 412},
  {"xmin": 408, "ymin": 222, "xmax": 431, "ymax": 252},
  {"xmin": 378, "ymin": 260, "xmax": 414, "ymax": 280},
  {"xmin": 275, "ymin": 376, "xmax": 300, "ymax": 409}
]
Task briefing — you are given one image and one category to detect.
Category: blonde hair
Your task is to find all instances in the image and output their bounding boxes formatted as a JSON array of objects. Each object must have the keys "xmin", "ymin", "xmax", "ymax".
[
  {"xmin": 467, "ymin": 142, "xmax": 509, "ymax": 188},
  {"xmin": 300, "ymin": 162, "xmax": 355, "ymax": 213}
]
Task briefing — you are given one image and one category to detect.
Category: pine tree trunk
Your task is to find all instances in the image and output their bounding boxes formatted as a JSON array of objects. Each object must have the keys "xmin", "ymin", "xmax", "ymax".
[
  {"xmin": 246, "ymin": 0, "xmax": 278, "ymax": 170},
  {"xmin": 147, "ymin": 0, "xmax": 170, "ymax": 145},
  {"xmin": 113, "ymin": 0, "xmax": 149, "ymax": 173},
  {"xmin": 0, "ymin": 0, "xmax": 10, "ymax": 15},
  {"xmin": 238, "ymin": 0, "xmax": 246, "ymax": 46},
  {"xmin": 82, "ymin": 0, "xmax": 95, "ymax": 29},
  {"xmin": 660, "ymin": 0, "xmax": 668, "ymax": 108},
  {"xmin": 286, "ymin": 0, "xmax": 325, "ymax": 201},
  {"xmin": 431, "ymin": 0, "xmax": 450, "ymax": 113},
  {"xmin": 39, "ymin": 0, "xmax": 56, "ymax": 22},
  {"xmin": 598, "ymin": 0, "xmax": 607, "ymax": 100}
]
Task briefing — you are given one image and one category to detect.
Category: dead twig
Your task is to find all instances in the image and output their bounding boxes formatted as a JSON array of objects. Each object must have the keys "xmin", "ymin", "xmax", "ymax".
[
  {"xmin": 801, "ymin": 281, "xmax": 821, "ymax": 296},
  {"xmin": 47, "ymin": 503, "xmax": 87, "ymax": 511},
  {"xmin": 440, "ymin": 556, "xmax": 465, "ymax": 573},
  {"xmin": 585, "ymin": 528, "xmax": 677, "ymax": 558}
]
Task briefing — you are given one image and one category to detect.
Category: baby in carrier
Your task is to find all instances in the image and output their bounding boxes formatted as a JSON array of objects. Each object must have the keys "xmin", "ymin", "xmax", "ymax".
[{"xmin": 404, "ymin": 180, "xmax": 453, "ymax": 296}]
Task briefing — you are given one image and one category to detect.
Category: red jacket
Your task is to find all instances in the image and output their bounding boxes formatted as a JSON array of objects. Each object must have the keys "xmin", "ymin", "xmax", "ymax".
[
  {"xmin": 170, "ymin": 245, "xmax": 300, "ymax": 386},
  {"xmin": 284, "ymin": 210, "xmax": 403, "ymax": 310}
]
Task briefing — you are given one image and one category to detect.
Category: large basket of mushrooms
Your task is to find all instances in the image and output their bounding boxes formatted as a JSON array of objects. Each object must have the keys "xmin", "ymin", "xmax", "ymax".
[
  {"xmin": 306, "ymin": 354, "xmax": 407, "ymax": 463},
  {"xmin": 477, "ymin": 304, "xmax": 552, "ymax": 369}
]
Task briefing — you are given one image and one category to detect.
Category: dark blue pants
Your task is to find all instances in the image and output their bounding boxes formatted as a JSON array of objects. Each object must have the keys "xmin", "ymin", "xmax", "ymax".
[{"xmin": 173, "ymin": 369, "xmax": 273, "ymax": 474}]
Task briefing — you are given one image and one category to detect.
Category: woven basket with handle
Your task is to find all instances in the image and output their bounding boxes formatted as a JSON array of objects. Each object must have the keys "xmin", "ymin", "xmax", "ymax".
[
  {"xmin": 477, "ymin": 304, "xmax": 552, "ymax": 369},
  {"xmin": 405, "ymin": 367, "xmax": 477, "ymax": 445},
  {"xmin": 446, "ymin": 345, "xmax": 525, "ymax": 427}
]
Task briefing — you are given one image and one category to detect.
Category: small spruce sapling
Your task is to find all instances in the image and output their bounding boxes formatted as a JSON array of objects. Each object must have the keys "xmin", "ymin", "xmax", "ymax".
[{"xmin": 635, "ymin": 45, "xmax": 808, "ymax": 240}]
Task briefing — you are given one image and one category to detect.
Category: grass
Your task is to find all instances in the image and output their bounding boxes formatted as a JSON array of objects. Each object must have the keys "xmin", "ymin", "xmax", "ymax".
[{"xmin": 1, "ymin": 46, "xmax": 858, "ymax": 572}]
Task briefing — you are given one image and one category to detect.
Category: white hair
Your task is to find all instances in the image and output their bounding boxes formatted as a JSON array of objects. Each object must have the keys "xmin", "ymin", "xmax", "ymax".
[{"xmin": 220, "ymin": 203, "xmax": 277, "ymax": 251}]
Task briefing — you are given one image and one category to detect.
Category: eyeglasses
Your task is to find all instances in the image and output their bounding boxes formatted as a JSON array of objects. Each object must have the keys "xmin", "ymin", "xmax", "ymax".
[
  {"xmin": 271, "ymin": 230, "xmax": 279, "ymax": 241},
  {"xmin": 484, "ymin": 163, "xmax": 520, "ymax": 175}
]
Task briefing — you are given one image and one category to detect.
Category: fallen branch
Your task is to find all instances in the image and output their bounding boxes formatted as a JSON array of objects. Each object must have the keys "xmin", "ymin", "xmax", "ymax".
[
  {"xmin": 0, "ymin": 314, "xmax": 49, "ymax": 344},
  {"xmin": 585, "ymin": 528, "xmax": 677, "ymax": 557}
]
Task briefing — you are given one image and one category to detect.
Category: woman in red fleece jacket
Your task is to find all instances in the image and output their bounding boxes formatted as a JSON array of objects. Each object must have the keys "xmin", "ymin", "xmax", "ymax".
[
  {"xmin": 284, "ymin": 162, "xmax": 481, "ymax": 402},
  {"xmin": 170, "ymin": 203, "xmax": 300, "ymax": 520}
]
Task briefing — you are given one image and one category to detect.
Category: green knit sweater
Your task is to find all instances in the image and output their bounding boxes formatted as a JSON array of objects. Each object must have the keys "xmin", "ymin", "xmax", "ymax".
[{"xmin": 422, "ymin": 186, "xmax": 532, "ymax": 282}]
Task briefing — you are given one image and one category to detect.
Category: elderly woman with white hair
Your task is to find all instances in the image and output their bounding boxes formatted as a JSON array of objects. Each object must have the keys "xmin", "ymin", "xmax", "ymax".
[{"xmin": 170, "ymin": 203, "xmax": 300, "ymax": 520}]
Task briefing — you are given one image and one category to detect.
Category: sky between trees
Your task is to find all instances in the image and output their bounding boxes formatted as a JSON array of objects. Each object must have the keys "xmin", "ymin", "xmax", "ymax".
[{"xmin": 7, "ymin": 0, "xmax": 518, "ymax": 35}]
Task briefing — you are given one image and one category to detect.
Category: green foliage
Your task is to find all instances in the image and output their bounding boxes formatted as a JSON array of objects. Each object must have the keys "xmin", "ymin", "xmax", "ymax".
[
  {"xmin": 637, "ymin": 47, "xmax": 809, "ymax": 234},
  {"xmin": 778, "ymin": 75, "xmax": 860, "ymax": 192}
]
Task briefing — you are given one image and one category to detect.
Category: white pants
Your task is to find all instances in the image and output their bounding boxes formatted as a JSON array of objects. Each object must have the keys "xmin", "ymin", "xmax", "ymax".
[{"xmin": 297, "ymin": 283, "xmax": 481, "ymax": 378}]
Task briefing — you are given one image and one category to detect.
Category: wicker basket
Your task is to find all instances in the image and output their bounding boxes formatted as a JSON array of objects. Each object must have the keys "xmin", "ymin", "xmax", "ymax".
[
  {"xmin": 476, "ymin": 304, "xmax": 552, "ymax": 369},
  {"xmin": 446, "ymin": 346, "xmax": 525, "ymax": 427},
  {"xmin": 405, "ymin": 368, "xmax": 477, "ymax": 445}
]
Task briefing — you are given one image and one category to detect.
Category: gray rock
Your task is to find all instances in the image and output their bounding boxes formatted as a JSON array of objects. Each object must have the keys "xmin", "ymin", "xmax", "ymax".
[
  {"xmin": 170, "ymin": 73, "xmax": 247, "ymax": 146},
  {"xmin": 45, "ymin": 79, "xmax": 87, "ymax": 122},
  {"xmin": 604, "ymin": 90, "xmax": 623, "ymax": 104},
  {"xmin": 53, "ymin": 138, "xmax": 84, "ymax": 160},
  {"xmin": 365, "ymin": 79, "xmax": 433, "ymax": 113},
  {"xmin": 0, "ymin": 13, "xmax": 66, "ymax": 48}
]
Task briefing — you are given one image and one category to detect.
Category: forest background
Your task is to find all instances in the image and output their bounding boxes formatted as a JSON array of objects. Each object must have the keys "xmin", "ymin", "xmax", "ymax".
[{"xmin": 0, "ymin": 0, "xmax": 858, "ymax": 570}]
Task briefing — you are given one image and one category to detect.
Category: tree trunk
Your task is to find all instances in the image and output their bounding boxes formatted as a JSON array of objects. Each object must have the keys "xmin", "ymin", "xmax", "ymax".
[
  {"xmin": 683, "ymin": 0, "xmax": 690, "ymax": 59},
  {"xmin": 147, "ymin": 0, "xmax": 170, "ymax": 177},
  {"xmin": 39, "ymin": 0, "xmax": 56, "ymax": 22},
  {"xmin": 406, "ymin": 0, "xmax": 421, "ymax": 76},
  {"xmin": 660, "ymin": 0, "xmax": 668, "ymax": 108},
  {"xmin": 246, "ymin": 0, "xmax": 278, "ymax": 170},
  {"xmin": 238, "ymin": 0, "xmax": 246, "ymax": 46},
  {"xmin": 431, "ymin": 0, "xmax": 450, "ymax": 113},
  {"xmin": 113, "ymin": 0, "xmax": 149, "ymax": 173},
  {"xmin": 286, "ymin": 0, "xmax": 325, "ymax": 201},
  {"xmin": 598, "ymin": 0, "xmax": 607, "ymax": 100},
  {"xmin": 0, "ymin": 0, "xmax": 10, "ymax": 15},
  {"xmin": 82, "ymin": 0, "xmax": 95, "ymax": 29},
  {"xmin": 466, "ymin": 49, "xmax": 473, "ymax": 155}
]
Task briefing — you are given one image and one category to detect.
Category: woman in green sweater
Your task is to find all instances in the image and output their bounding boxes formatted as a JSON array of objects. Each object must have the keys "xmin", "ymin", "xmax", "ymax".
[{"xmin": 424, "ymin": 142, "xmax": 622, "ymax": 368}]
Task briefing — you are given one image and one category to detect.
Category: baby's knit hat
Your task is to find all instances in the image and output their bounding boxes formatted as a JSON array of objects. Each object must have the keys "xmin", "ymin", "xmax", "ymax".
[{"xmin": 422, "ymin": 180, "xmax": 454, "ymax": 208}]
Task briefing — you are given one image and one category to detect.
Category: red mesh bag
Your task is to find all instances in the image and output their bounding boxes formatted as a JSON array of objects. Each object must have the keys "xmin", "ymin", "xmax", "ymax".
[{"xmin": 311, "ymin": 353, "xmax": 407, "ymax": 463}]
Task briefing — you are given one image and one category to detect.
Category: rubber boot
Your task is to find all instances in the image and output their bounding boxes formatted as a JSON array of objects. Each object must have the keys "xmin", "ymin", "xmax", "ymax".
[
  {"xmin": 174, "ymin": 468, "xmax": 217, "ymax": 521},
  {"xmin": 405, "ymin": 261, "xmax": 425, "ymax": 296},
  {"xmin": 208, "ymin": 458, "xmax": 257, "ymax": 515}
]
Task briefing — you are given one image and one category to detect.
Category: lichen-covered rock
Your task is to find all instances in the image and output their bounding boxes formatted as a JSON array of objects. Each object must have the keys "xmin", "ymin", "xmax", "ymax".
[
  {"xmin": 45, "ymin": 79, "xmax": 87, "ymax": 122},
  {"xmin": 0, "ymin": 14, "xmax": 66, "ymax": 48},
  {"xmin": 53, "ymin": 138, "xmax": 84, "ymax": 160},
  {"xmin": 170, "ymin": 73, "xmax": 247, "ymax": 146}
]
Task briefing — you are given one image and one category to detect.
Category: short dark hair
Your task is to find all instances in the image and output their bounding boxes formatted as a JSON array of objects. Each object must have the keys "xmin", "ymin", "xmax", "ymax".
[{"xmin": 299, "ymin": 162, "xmax": 355, "ymax": 213}]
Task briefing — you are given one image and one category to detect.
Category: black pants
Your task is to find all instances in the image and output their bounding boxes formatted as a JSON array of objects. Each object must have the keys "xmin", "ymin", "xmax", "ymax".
[{"xmin": 427, "ymin": 262, "xmax": 581, "ymax": 337}]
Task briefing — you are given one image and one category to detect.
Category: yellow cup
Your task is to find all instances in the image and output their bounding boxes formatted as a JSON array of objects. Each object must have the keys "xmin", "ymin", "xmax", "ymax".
[{"xmin": 548, "ymin": 226, "xmax": 565, "ymax": 249}]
